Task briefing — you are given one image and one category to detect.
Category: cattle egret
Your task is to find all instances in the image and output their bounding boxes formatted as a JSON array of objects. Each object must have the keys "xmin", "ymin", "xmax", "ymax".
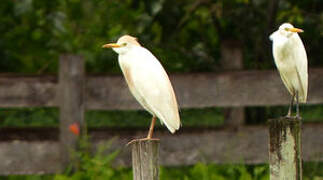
[
  {"xmin": 270, "ymin": 23, "xmax": 308, "ymax": 117},
  {"xmin": 102, "ymin": 35, "xmax": 180, "ymax": 140}
]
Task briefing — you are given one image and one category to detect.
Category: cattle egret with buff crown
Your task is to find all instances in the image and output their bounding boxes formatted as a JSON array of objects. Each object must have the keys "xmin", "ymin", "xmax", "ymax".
[
  {"xmin": 270, "ymin": 23, "xmax": 308, "ymax": 118},
  {"xmin": 102, "ymin": 35, "xmax": 180, "ymax": 142}
]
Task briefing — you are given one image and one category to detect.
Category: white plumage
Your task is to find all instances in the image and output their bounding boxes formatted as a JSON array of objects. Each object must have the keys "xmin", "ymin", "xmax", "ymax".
[
  {"xmin": 270, "ymin": 23, "xmax": 308, "ymax": 117},
  {"xmin": 103, "ymin": 35, "xmax": 180, "ymax": 139}
]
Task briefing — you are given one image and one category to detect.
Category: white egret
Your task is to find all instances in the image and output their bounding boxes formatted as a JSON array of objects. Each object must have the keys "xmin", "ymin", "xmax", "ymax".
[
  {"xmin": 102, "ymin": 35, "xmax": 180, "ymax": 140},
  {"xmin": 270, "ymin": 23, "xmax": 308, "ymax": 117}
]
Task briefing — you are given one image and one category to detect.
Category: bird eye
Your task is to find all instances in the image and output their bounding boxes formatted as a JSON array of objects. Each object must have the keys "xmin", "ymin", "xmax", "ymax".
[
  {"xmin": 122, "ymin": 43, "xmax": 127, "ymax": 46},
  {"xmin": 284, "ymin": 27, "xmax": 289, "ymax": 31}
]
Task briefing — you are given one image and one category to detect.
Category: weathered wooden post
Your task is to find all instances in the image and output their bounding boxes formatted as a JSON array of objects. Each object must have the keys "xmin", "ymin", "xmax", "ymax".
[
  {"xmin": 131, "ymin": 139, "xmax": 160, "ymax": 180},
  {"xmin": 268, "ymin": 117, "xmax": 302, "ymax": 180},
  {"xmin": 220, "ymin": 40, "xmax": 245, "ymax": 126},
  {"xmin": 58, "ymin": 54, "xmax": 85, "ymax": 167}
]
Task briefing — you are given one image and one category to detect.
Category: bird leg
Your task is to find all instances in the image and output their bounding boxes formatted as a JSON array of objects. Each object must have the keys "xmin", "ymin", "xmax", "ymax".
[
  {"xmin": 296, "ymin": 91, "xmax": 300, "ymax": 118},
  {"xmin": 126, "ymin": 116, "xmax": 158, "ymax": 146},
  {"xmin": 147, "ymin": 116, "xmax": 156, "ymax": 139},
  {"xmin": 286, "ymin": 93, "xmax": 295, "ymax": 118}
]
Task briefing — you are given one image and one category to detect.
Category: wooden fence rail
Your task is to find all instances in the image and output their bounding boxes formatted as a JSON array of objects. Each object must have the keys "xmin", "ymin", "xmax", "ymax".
[
  {"xmin": 0, "ymin": 125, "xmax": 322, "ymax": 174},
  {"xmin": 0, "ymin": 55, "xmax": 323, "ymax": 174},
  {"xmin": 1, "ymin": 69, "xmax": 323, "ymax": 109}
]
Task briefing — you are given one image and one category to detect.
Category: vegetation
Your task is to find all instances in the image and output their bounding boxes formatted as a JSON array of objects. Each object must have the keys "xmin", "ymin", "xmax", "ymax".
[
  {"xmin": 1, "ymin": 0, "xmax": 322, "ymax": 74},
  {"xmin": 2, "ymin": 135, "xmax": 323, "ymax": 179},
  {"xmin": 0, "ymin": 0, "xmax": 323, "ymax": 179},
  {"xmin": 2, "ymin": 151, "xmax": 323, "ymax": 180},
  {"xmin": 1, "ymin": 105, "xmax": 323, "ymax": 128}
]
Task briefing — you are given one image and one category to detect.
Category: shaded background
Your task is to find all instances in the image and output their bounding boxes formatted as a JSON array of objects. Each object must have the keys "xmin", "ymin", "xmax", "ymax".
[
  {"xmin": 0, "ymin": 0, "xmax": 322, "ymax": 179},
  {"xmin": 1, "ymin": 0, "xmax": 323, "ymax": 126}
]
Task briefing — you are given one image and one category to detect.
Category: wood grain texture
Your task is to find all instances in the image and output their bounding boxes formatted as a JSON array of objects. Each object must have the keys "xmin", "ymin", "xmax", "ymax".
[
  {"xmin": 220, "ymin": 40, "xmax": 245, "ymax": 127},
  {"xmin": 0, "ymin": 141, "xmax": 62, "ymax": 175},
  {"xmin": 0, "ymin": 69, "xmax": 323, "ymax": 109},
  {"xmin": 0, "ymin": 75, "xmax": 56, "ymax": 107},
  {"xmin": 0, "ymin": 124, "xmax": 322, "ymax": 174},
  {"xmin": 58, "ymin": 55, "xmax": 85, "ymax": 166},
  {"xmin": 86, "ymin": 69, "xmax": 323, "ymax": 109},
  {"xmin": 269, "ymin": 117, "xmax": 302, "ymax": 180},
  {"xmin": 131, "ymin": 140, "xmax": 160, "ymax": 180}
]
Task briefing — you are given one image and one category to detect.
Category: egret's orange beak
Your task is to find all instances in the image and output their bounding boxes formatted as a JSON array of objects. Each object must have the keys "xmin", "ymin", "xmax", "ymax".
[
  {"xmin": 288, "ymin": 27, "xmax": 304, "ymax": 33},
  {"xmin": 102, "ymin": 43, "xmax": 121, "ymax": 48}
]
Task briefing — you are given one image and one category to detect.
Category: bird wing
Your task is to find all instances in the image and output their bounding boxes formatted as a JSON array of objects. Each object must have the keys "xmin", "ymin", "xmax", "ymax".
[
  {"xmin": 278, "ymin": 71, "xmax": 294, "ymax": 96},
  {"xmin": 121, "ymin": 47, "xmax": 180, "ymax": 133},
  {"xmin": 292, "ymin": 34, "xmax": 308, "ymax": 102},
  {"xmin": 273, "ymin": 37, "xmax": 296, "ymax": 98},
  {"xmin": 272, "ymin": 33, "xmax": 308, "ymax": 103}
]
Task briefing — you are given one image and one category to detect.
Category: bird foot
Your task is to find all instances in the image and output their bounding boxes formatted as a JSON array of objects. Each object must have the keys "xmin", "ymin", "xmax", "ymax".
[
  {"xmin": 126, "ymin": 137, "xmax": 160, "ymax": 146},
  {"xmin": 285, "ymin": 115, "xmax": 301, "ymax": 120},
  {"xmin": 285, "ymin": 114, "xmax": 292, "ymax": 119},
  {"xmin": 295, "ymin": 115, "xmax": 301, "ymax": 119}
]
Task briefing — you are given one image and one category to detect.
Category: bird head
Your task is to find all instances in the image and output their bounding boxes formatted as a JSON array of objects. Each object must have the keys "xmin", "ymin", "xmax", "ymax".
[
  {"xmin": 102, "ymin": 35, "xmax": 141, "ymax": 54},
  {"xmin": 270, "ymin": 23, "xmax": 303, "ymax": 41}
]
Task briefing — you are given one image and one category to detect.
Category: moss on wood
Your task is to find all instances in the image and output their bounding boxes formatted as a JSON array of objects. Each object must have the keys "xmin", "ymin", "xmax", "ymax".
[{"xmin": 268, "ymin": 117, "xmax": 302, "ymax": 180}]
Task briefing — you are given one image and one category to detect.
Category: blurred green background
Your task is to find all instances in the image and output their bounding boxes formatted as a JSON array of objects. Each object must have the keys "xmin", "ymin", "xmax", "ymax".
[{"xmin": 0, "ymin": 0, "xmax": 322, "ymax": 179}]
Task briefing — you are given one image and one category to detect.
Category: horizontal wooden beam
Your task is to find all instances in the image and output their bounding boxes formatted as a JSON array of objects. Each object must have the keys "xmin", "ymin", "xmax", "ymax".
[
  {"xmin": 0, "ymin": 75, "xmax": 57, "ymax": 108},
  {"xmin": 86, "ymin": 69, "xmax": 323, "ymax": 109},
  {"xmin": 0, "ymin": 124, "xmax": 322, "ymax": 174},
  {"xmin": 0, "ymin": 141, "xmax": 62, "ymax": 175},
  {"xmin": 0, "ymin": 69, "xmax": 323, "ymax": 109}
]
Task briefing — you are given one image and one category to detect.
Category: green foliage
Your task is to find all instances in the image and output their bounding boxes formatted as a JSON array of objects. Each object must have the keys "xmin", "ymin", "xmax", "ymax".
[
  {"xmin": 1, "ymin": 0, "xmax": 322, "ymax": 127},
  {"xmin": 1, "ymin": 0, "xmax": 322, "ymax": 74},
  {"xmin": 0, "ymin": 107, "xmax": 224, "ymax": 127},
  {"xmin": 3, "ymin": 105, "xmax": 323, "ymax": 127},
  {"xmin": 246, "ymin": 105, "xmax": 323, "ymax": 124},
  {"xmin": 160, "ymin": 163, "xmax": 268, "ymax": 180},
  {"xmin": 2, "ymin": 162, "xmax": 323, "ymax": 179},
  {"xmin": 53, "ymin": 136, "xmax": 131, "ymax": 180},
  {"xmin": 0, "ymin": 108, "xmax": 58, "ymax": 127},
  {"xmin": 86, "ymin": 107, "xmax": 224, "ymax": 128},
  {"xmin": 1, "ymin": 1, "xmax": 323, "ymax": 179}
]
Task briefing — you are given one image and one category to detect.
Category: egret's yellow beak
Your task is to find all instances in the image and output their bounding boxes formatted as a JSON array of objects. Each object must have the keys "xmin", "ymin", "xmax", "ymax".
[
  {"xmin": 102, "ymin": 43, "xmax": 121, "ymax": 48},
  {"xmin": 288, "ymin": 27, "xmax": 304, "ymax": 33}
]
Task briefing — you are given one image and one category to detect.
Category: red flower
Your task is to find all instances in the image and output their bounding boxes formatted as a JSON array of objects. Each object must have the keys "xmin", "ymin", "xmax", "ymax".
[{"xmin": 69, "ymin": 123, "xmax": 80, "ymax": 136}]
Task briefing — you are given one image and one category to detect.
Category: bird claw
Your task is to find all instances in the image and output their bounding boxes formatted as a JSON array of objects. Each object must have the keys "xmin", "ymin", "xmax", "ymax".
[
  {"xmin": 285, "ymin": 114, "xmax": 301, "ymax": 120},
  {"xmin": 126, "ymin": 137, "xmax": 160, "ymax": 146},
  {"xmin": 285, "ymin": 114, "xmax": 292, "ymax": 119}
]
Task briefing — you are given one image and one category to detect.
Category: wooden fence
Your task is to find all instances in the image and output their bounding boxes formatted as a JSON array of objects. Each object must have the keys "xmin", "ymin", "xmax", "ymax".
[{"xmin": 0, "ymin": 55, "xmax": 323, "ymax": 174}]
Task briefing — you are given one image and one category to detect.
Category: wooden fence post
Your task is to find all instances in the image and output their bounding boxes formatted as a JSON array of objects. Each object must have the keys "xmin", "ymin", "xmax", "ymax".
[
  {"xmin": 58, "ymin": 54, "xmax": 85, "ymax": 167},
  {"xmin": 220, "ymin": 40, "xmax": 245, "ymax": 126},
  {"xmin": 268, "ymin": 117, "xmax": 302, "ymax": 180},
  {"xmin": 131, "ymin": 139, "xmax": 160, "ymax": 180}
]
